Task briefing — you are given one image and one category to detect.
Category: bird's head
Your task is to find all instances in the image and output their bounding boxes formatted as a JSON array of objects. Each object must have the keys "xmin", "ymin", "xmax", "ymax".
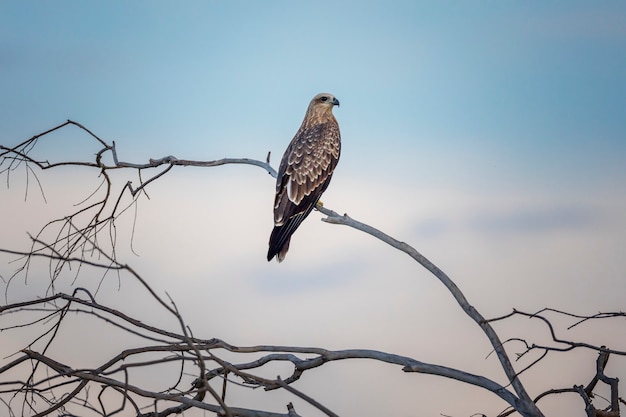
[
  {"xmin": 311, "ymin": 93, "xmax": 340, "ymax": 108},
  {"xmin": 304, "ymin": 93, "xmax": 340, "ymax": 125}
]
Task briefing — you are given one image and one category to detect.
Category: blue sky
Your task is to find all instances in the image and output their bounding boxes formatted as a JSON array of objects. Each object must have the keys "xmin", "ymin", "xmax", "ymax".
[
  {"xmin": 2, "ymin": 1, "xmax": 625, "ymax": 192},
  {"xmin": 1, "ymin": 2, "xmax": 626, "ymax": 416}
]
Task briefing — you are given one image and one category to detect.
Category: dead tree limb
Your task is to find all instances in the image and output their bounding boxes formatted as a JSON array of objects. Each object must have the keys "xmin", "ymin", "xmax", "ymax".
[{"xmin": 2, "ymin": 121, "xmax": 625, "ymax": 417}]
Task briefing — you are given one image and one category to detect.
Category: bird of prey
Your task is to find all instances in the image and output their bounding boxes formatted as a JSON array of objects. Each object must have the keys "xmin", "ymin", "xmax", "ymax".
[{"xmin": 267, "ymin": 93, "xmax": 341, "ymax": 262}]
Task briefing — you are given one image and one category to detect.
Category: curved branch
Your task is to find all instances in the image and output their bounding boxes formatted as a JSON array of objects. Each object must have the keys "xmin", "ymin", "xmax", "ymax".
[
  {"xmin": 316, "ymin": 207, "xmax": 543, "ymax": 416},
  {"xmin": 3, "ymin": 121, "xmax": 624, "ymax": 417},
  {"xmin": 1, "ymin": 121, "xmax": 539, "ymax": 416},
  {"xmin": 486, "ymin": 309, "xmax": 626, "ymax": 357},
  {"xmin": 1, "ymin": 120, "xmax": 278, "ymax": 282}
]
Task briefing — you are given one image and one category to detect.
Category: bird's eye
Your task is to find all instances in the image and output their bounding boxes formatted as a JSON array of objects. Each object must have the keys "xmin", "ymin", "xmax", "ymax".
[{"xmin": 320, "ymin": 96, "xmax": 328, "ymax": 102}]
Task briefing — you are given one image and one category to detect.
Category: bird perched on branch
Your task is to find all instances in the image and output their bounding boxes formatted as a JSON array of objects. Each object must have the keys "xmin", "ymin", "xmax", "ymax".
[{"xmin": 267, "ymin": 93, "xmax": 341, "ymax": 262}]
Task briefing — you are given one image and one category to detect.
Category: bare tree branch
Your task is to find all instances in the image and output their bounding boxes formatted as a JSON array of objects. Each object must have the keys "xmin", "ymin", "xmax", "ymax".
[
  {"xmin": 317, "ymin": 206, "xmax": 545, "ymax": 416},
  {"xmin": 1, "ymin": 122, "xmax": 625, "ymax": 417}
]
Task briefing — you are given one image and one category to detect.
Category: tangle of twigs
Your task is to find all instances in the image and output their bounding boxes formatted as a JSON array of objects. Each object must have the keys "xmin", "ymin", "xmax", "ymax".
[{"xmin": 1, "ymin": 122, "xmax": 624, "ymax": 417}]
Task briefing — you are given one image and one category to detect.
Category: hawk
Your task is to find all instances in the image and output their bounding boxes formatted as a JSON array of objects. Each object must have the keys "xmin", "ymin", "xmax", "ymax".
[{"xmin": 267, "ymin": 93, "xmax": 341, "ymax": 262}]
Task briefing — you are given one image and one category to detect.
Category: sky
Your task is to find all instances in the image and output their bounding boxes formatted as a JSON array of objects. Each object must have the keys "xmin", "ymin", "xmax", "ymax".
[{"xmin": 1, "ymin": 1, "xmax": 626, "ymax": 416}]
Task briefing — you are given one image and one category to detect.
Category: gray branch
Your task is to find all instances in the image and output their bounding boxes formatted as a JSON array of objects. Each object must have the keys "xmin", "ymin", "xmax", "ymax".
[{"xmin": 3, "ymin": 121, "xmax": 623, "ymax": 417}]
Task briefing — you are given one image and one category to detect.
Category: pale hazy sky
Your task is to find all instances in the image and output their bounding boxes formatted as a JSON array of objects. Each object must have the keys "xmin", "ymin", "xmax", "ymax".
[{"xmin": 1, "ymin": 2, "xmax": 625, "ymax": 416}]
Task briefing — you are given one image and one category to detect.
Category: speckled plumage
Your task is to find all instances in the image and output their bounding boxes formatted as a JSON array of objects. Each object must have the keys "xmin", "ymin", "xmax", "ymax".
[{"xmin": 267, "ymin": 93, "xmax": 341, "ymax": 262}]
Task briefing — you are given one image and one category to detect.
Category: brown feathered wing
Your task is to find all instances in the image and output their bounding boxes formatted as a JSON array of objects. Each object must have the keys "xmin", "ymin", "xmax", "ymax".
[{"xmin": 267, "ymin": 121, "xmax": 341, "ymax": 261}]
